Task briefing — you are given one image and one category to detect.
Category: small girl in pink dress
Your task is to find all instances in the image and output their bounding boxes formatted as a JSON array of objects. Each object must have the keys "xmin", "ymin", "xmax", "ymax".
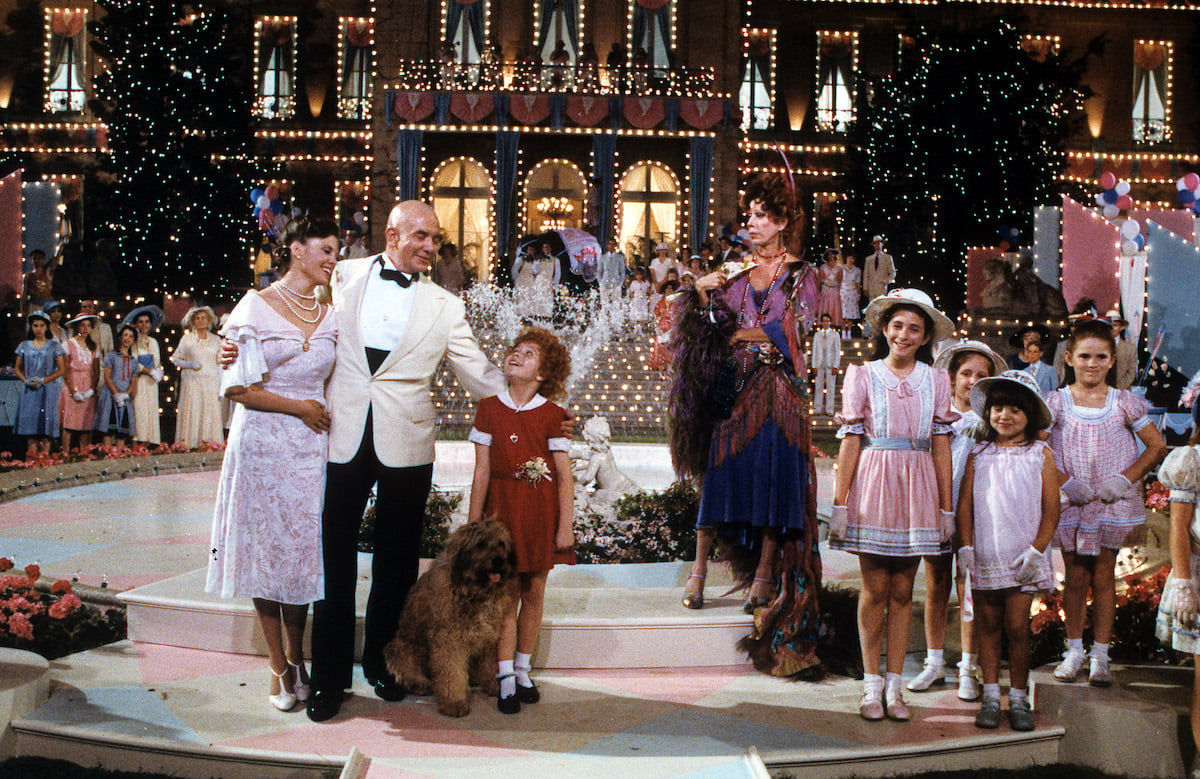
[
  {"xmin": 1048, "ymin": 318, "xmax": 1166, "ymax": 686},
  {"xmin": 468, "ymin": 327, "xmax": 575, "ymax": 714},
  {"xmin": 816, "ymin": 249, "xmax": 843, "ymax": 323},
  {"xmin": 830, "ymin": 289, "xmax": 957, "ymax": 722},
  {"xmin": 956, "ymin": 371, "xmax": 1059, "ymax": 732}
]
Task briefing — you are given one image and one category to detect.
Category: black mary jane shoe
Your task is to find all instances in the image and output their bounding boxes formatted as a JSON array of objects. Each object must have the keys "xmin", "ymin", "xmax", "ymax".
[
  {"xmin": 498, "ymin": 692, "xmax": 521, "ymax": 714},
  {"xmin": 516, "ymin": 682, "xmax": 540, "ymax": 704}
]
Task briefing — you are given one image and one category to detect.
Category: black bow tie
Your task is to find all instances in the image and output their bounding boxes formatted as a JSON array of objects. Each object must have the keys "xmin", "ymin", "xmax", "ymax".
[{"xmin": 379, "ymin": 267, "xmax": 414, "ymax": 287}]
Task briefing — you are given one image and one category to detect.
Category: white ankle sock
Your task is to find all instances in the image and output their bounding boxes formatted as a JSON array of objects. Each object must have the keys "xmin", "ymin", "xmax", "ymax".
[
  {"xmin": 498, "ymin": 660, "xmax": 516, "ymax": 698},
  {"xmin": 1090, "ymin": 642, "xmax": 1109, "ymax": 660},
  {"xmin": 983, "ymin": 683, "xmax": 1001, "ymax": 701},
  {"xmin": 884, "ymin": 671, "xmax": 902, "ymax": 692},
  {"xmin": 863, "ymin": 673, "xmax": 883, "ymax": 694},
  {"xmin": 926, "ymin": 649, "xmax": 944, "ymax": 665},
  {"xmin": 960, "ymin": 652, "xmax": 977, "ymax": 669},
  {"xmin": 1066, "ymin": 638, "xmax": 1084, "ymax": 655},
  {"xmin": 514, "ymin": 652, "xmax": 534, "ymax": 687},
  {"xmin": 1009, "ymin": 688, "xmax": 1028, "ymax": 703}
]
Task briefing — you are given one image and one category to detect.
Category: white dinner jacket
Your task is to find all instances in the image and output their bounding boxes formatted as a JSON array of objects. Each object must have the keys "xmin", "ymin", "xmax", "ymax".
[{"xmin": 326, "ymin": 255, "xmax": 504, "ymax": 468}]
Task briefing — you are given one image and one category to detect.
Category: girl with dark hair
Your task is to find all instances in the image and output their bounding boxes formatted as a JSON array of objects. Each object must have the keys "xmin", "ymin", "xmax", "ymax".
[
  {"xmin": 13, "ymin": 311, "xmax": 65, "ymax": 455},
  {"xmin": 1047, "ymin": 317, "xmax": 1166, "ymax": 686},
  {"xmin": 94, "ymin": 324, "xmax": 139, "ymax": 446},
  {"xmin": 59, "ymin": 314, "xmax": 100, "ymax": 451},
  {"xmin": 829, "ymin": 288, "xmax": 958, "ymax": 721},
  {"xmin": 956, "ymin": 371, "xmax": 1059, "ymax": 731},
  {"xmin": 669, "ymin": 172, "xmax": 823, "ymax": 679},
  {"xmin": 207, "ymin": 215, "xmax": 340, "ymax": 712}
]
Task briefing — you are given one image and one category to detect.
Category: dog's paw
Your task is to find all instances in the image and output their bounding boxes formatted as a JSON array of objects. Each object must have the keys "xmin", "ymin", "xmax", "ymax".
[{"xmin": 437, "ymin": 698, "xmax": 471, "ymax": 717}]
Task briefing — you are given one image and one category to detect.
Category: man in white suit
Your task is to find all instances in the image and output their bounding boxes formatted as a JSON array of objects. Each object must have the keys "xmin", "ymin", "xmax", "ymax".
[{"xmin": 306, "ymin": 201, "xmax": 505, "ymax": 722}]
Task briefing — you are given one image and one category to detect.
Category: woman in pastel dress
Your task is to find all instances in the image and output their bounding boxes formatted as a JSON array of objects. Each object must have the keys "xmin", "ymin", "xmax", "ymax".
[
  {"xmin": 125, "ymin": 304, "xmax": 165, "ymax": 446},
  {"xmin": 207, "ymin": 217, "xmax": 339, "ymax": 712},
  {"xmin": 13, "ymin": 311, "xmax": 65, "ymax": 455},
  {"xmin": 171, "ymin": 305, "xmax": 224, "ymax": 447},
  {"xmin": 816, "ymin": 249, "xmax": 843, "ymax": 323},
  {"xmin": 59, "ymin": 314, "xmax": 100, "ymax": 451},
  {"xmin": 94, "ymin": 324, "xmax": 139, "ymax": 446},
  {"xmin": 840, "ymin": 252, "xmax": 862, "ymax": 335}
]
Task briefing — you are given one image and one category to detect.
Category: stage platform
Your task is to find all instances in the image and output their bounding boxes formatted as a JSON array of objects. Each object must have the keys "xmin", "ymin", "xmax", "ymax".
[{"xmin": 0, "ymin": 453, "xmax": 1190, "ymax": 778}]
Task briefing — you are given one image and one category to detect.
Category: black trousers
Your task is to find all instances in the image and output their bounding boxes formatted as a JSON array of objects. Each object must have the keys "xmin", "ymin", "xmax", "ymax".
[{"xmin": 309, "ymin": 408, "xmax": 433, "ymax": 691}]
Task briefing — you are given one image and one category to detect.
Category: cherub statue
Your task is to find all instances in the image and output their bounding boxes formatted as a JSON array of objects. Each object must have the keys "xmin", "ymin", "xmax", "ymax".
[{"xmin": 574, "ymin": 416, "xmax": 637, "ymax": 505}]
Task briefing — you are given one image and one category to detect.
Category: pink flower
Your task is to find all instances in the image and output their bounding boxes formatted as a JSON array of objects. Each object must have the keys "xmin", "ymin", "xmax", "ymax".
[
  {"xmin": 7, "ymin": 612, "xmax": 33, "ymax": 640},
  {"xmin": 24, "ymin": 563, "xmax": 40, "ymax": 581},
  {"xmin": 49, "ymin": 593, "xmax": 81, "ymax": 619},
  {"xmin": 0, "ymin": 557, "xmax": 12, "ymax": 572},
  {"xmin": 50, "ymin": 580, "xmax": 72, "ymax": 595}
]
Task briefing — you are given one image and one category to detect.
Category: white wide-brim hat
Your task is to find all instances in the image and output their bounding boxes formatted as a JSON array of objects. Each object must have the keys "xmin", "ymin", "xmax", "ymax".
[
  {"xmin": 122, "ymin": 304, "xmax": 165, "ymax": 330},
  {"xmin": 655, "ymin": 242, "xmax": 669, "ymax": 252},
  {"xmin": 182, "ymin": 305, "xmax": 216, "ymax": 331},
  {"xmin": 970, "ymin": 370, "xmax": 1054, "ymax": 431},
  {"xmin": 933, "ymin": 338, "xmax": 1008, "ymax": 376},
  {"xmin": 863, "ymin": 288, "xmax": 955, "ymax": 343},
  {"xmin": 65, "ymin": 314, "xmax": 99, "ymax": 329}
]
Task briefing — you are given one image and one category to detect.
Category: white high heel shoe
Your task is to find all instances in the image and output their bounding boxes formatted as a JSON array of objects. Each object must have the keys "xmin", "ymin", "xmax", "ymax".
[
  {"xmin": 269, "ymin": 666, "xmax": 297, "ymax": 712},
  {"xmin": 288, "ymin": 660, "xmax": 310, "ymax": 702}
]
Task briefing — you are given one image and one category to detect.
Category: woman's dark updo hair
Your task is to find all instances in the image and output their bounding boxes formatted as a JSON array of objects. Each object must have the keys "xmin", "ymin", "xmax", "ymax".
[
  {"xmin": 740, "ymin": 173, "xmax": 802, "ymax": 241},
  {"xmin": 871, "ymin": 303, "xmax": 936, "ymax": 364},
  {"xmin": 274, "ymin": 216, "xmax": 340, "ymax": 274}
]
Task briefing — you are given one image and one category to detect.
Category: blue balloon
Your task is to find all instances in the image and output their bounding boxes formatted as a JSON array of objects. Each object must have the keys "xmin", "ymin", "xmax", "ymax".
[
  {"xmin": 1134, "ymin": 233, "xmax": 1145, "ymax": 250},
  {"xmin": 1179, "ymin": 189, "xmax": 1196, "ymax": 205},
  {"xmin": 250, "ymin": 188, "xmax": 264, "ymax": 204},
  {"xmin": 270, "ymin": 200, "xmax": 285, "ymax": 215},
  {"xmin": 1102, "ymin": 190, "xmax": 1119, "ymax": 204}
]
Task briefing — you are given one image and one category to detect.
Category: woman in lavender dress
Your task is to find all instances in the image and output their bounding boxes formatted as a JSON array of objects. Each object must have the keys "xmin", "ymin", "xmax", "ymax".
[{"xmin": 206, "ymin": 217, "xmax": 339, "ymax": 712}]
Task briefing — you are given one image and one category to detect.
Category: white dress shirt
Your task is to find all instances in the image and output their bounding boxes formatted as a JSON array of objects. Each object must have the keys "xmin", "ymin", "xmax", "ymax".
[{"xmin": 360, "ymin": 256, "xmax": 417, "ymax": 351}]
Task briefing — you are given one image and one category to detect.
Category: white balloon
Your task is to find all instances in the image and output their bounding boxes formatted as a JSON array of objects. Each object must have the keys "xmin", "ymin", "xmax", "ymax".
[
  {"xmin": 256, "ymin": 195, "xmax": 270, "ymax": 210},
  {"xmin": 353, "ymin": 211, "xmax": 365, "ymax": 227},
  {"xmin": 1094, "ymin": 193, "xmax": 1108, "ymax": 207},
  {"xmin": 1179, "ymin": 177, "xmax": 1191, "ymax": 191},
  {"xmin": 1122, "ymin": 239, "xmax": 1139, "ymax": 255},
  {"xmin": 1103, "ymin": 204, "xmax": 1120, "ymax": 219},
  {"xmin": 1115, "ymin": 180, "xmax": 1131, "ymax": 196},
  {"xmin": 1120, "ymin": 219, "xmax": 1140, "ymax": 239}
]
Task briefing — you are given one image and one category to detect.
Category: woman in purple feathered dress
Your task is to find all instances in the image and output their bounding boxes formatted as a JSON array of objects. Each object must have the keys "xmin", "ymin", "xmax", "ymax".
[{"xmin": 669, "ymin": 172, "xmax": 823, "ymax": 678}]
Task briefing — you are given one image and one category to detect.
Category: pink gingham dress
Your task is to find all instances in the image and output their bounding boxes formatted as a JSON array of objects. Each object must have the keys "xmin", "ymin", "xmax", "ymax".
[
  {"xmin": 833, "ymin": 360, "xmax": 958, "ymax": 556},
  {"xmin": 1047, "ymin": 387, "xmax": 1151, "ymax": 555}
]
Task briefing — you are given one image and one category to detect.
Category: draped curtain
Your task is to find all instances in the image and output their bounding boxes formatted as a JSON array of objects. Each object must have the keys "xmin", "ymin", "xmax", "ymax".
[
  {"xmin": 340, "ymin": 20, "xmax": 372, "ymax": 119},
  {"xmin": 816, "ymin": 33, "xmax": 853, "ymax": 130},
  {"xmin": 538, "ymin": 0, "xmax": 579, "ymax": 60},
  {"xmin": 632, "ymin": 1, "xmax": 672, "ymax": 70},
  {"xmin": 398, "ymin": 130, "xmax": 424, "ymax": 201},
  {"xmin": 688, "ymin": 138, "xmax": 713, "ymax": 254},
  {"xmin": 1132, "ymin": 42, "xmax": 1168, "ymax": 142},
  {"xmin": 47, "ymin": 10, "xmax": 86, "ymax": 112},
  {"xmin": 257, "ymin": 20, "xmax": 295, "ymax": 118},
  {"xmin": 495, "ymin": 132, "xmax": 520, "ymax": 262},
  {"xmin": 592, "ymin": 134, "xmax": 617, "ymax": 245},
  {"xmin": 446, "ymin": 0, "xmax": 485, "ymax": 63}
]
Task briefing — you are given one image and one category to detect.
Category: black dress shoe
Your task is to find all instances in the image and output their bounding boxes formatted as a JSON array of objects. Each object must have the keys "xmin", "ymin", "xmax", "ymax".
[
  {"xmin": 367, "ymin": 675, "xmax": 406, "ymax": 702},
  {"xmin": 516, "ymin": 682, "xmax": 540, "ymax": 704},
  {"xmin": 497, "ymin": 692, "xmax": 520, "ymax": 714},
  {"xmin": 306, "ymin": 689, "xmax": 343, "ymax": 723}
]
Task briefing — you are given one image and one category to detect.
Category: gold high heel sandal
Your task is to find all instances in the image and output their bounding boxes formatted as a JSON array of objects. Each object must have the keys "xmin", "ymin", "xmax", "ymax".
[{"xmin": 682, "ymin": 572, "xmax": 706, "ymax": 610}]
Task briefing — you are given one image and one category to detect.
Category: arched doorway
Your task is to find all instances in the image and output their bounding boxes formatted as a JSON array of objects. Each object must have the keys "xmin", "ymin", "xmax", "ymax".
[
  {"xmin": 618, "ymin": 162, "xmax": 680, "ymax": 264},
  {"xmin": 431, "ymin": 157, "xmax": 493, "ymax": 281},
  {"xmin": 524, "ymin": 159, "xmax": 586, "ymax": 234}
]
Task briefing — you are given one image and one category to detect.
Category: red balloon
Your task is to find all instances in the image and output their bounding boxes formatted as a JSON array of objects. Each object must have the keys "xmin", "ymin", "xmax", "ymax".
[
  {"xmin": 1116, "ymin": 194, "xmax": 1134, "ymax": 210},
  {"xmin": 1186, "ymin": 173, "xmax": 1200, "ymax": 192},
  {"xmin": 265, "ymin": 184, "xmax": 279, "ymax": 201},
  {"xmin": 1100, "ymin": 172, "xmax": 1117, "ymax": 190}
]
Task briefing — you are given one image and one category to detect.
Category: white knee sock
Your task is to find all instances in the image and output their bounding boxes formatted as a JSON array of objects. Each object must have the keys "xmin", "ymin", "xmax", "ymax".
[
  {"xmin": 498, "ymin": 659, "xmax": 516, "ymax": 698},
  {"xmin": 514, "ymin": 651, "xmax": 534, "ymax": 687},
  {"xmin": 982, "ymin": 682, "xmax": 1001, "ymax": 702}
]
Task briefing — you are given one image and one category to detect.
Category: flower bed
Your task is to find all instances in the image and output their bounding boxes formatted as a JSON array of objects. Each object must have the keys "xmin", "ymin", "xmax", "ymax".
[
  {"xmin": 0, "ymin": 445, "xmax": 225, "ymax": 502},
  {"xmin": 0, "ymin": 558, "xmax": 126, "ymax": 660}
]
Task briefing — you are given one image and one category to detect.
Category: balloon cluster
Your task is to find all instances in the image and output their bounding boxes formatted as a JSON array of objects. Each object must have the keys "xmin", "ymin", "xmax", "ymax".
[
  {"xmin": 1176, "ymin": 173, "xmax": 1200, "ymax": 216},
  {"xmin": 1118, "ymin": 218, "xmax": 1144, "ymax": 255},
  {"xmin": 997, "ymin": 226, "xmax": 1020, "ymax": 252},
  {"xmin": 249, "ymin": 185, "xmax": 292, "ymax": 239},
  {"xmin": 1093, "ymin": 172, "xmax": 1133, "ymax": 219},
  {"xmin": 339, "ymin": 211, "xmax": 367, "ymax": 235}
]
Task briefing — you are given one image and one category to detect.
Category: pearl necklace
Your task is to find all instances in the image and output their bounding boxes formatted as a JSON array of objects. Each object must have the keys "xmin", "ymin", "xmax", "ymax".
[
  {"xmin": 273, "ymin": 285, "xmax": 324, "ymax": 324},
  {"xmin": 273, "ymin": 281, "xmax": 320, "ymax": 311}
]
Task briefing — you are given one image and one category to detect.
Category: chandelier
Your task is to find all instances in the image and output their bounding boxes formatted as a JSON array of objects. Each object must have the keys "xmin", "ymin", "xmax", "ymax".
[{"xmin": 536, "ymin": 197, "xmax": 574, "ymax": 231}]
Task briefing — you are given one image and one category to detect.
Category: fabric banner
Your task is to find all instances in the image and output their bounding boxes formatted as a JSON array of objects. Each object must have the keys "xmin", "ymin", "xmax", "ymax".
[
  {"xmin": 679, "ymin": 98, "xmax": 724, "ymax": 130},
  {"xmin": 1033, "ymin": 206, "xmax": 1061, "ymax": 289},
  {"xmin": 1118, "ymin": 251, "xmax": 1147, "ymax": 345},
  {"xmin": 0, "ymin": 171, "xmax": 21, "ymax": 305},
  {"xmin": 1146, "ymin": 220, "xmax": 1200, "ymax": 379},
  {"xmin": 510, "ymin": 94, "xmax": 550, "ymax": 125},
  {"xmin": 1128, "ymin": 209, "xmax": 1194, "ymax": 243},
  {"xmin": 965, "ymin": 246, "xmax": 1003, "ymax": 310},
  {"xmin": 566, "ymin": 95, "xmax": 608, "ymax": 126},
  {"xmin": 624, "ymin": 97, "xmax": 665, "ymax": 129},
  {"xmin": 393, "ymin": 92, "xmax": 434, "ymax": 123},
  {"xmin": 450, "ymin": 93, "xmax": 494, "ymax": 123},
  {"xmin": 1061, "ymin": 195, "xmax": 1120, "ymax": 314}
]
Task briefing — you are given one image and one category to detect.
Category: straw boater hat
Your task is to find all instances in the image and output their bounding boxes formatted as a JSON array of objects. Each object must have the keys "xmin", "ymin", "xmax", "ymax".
[
  {"xmin": 863, "ymin": 288, "xmax": 956, "ymax": 342},
  {"xmin": 122, "ymin": 304, "xmax": 164, "ymax": 330},
  {"xmin": 182, "ymin": 305, "xmax": 217, "ymax": 332},
  {"xmin": 1105, "ymin": 308, "xmax": 1128, "ymax": 326},
  {"xmin": 933, "ymin": 339, "xmax": 1008, "ymax": 376},
  {"xmin": 64, "ymin": 313, "xmax": 99, "ymax": 329},
  {"xmin": 970, "ymin": 370, "xmax": 1054, "ymax": 431}
]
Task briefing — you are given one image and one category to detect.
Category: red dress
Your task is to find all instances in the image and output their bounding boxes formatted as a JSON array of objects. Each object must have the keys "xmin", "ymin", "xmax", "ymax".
[{"xmin": 469, "ymin": 392, "xmax": 575, "ymax": 572}]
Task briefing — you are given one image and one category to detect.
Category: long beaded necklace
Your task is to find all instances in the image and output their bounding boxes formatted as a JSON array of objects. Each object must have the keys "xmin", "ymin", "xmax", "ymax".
[
  {"xmin": 272, "ymin": 282, "xmax": 323, "ymax": 324},
  {"xmin": 737, "ymin": 251, "xmax": 788, "ymax": 328}
]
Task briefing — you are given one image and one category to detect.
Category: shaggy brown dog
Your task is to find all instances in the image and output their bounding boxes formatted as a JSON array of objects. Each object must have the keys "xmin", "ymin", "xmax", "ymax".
[{"xmin": 384, "ymin": 518, "xmax": 517, "ymax": 717}]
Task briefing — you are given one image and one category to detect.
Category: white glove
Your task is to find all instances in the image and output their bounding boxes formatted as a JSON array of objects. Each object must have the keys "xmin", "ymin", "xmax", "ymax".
[
  {"xmin": 72, "ymin": 390, "xmax": 85, "ymax": 401},
  {"xmin": 1097, "ymin": 473, "xmax": 1132, "ymax": 503},
  {"xmin": 829, "ymin": 505, "xmax": 848, "ymax": 542},
  {"xmin": 150, "ymin": 368, "xmax": 164, "ymax": 382},
  {"xmin": 24, "ymin": 378, "xmax": 41, "ymax": 389},
  {"xmin": 939, "ymin": 509, "xmax": 956, "ymax": 542},
  {"xmin": 1168, "ymin": 578, "xmax": 1200, "ymax": 628},
  {"xmin": 957, "ymin": 545, "xmax": 975, "ymax": 575},
  {"xmin": 1061, "ymin": 477, "xmax": 1095, "ymax": 506},
  {"xmin": 81, "ymin": 389, "xmax": 94, "ymax": 400},
  {"xmin": 174, "ymin": 359, "xmax": 200, "ymax": 370},
  {"xmin": 1011, "ymin": 546, "xmax": 1046, "ymax": 585},
  {"xmin": 114, "ymin": 392, "xmax": 128, "ymax": 407}
]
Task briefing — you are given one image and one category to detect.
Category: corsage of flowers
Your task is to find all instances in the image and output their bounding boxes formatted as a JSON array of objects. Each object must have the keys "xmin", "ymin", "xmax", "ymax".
[{"xmin": 515, "ymin": 456, "xmax": 552, "ymax": 484}]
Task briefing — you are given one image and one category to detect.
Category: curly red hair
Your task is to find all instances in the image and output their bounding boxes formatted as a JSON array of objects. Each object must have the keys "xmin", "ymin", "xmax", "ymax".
[
  {"xmin": 510, "ymin": 326, "xmax": 572, "ymax": 402},
  {"xmin": 740, "ymin": 172, "xmax": 802, "ymax": 240}
]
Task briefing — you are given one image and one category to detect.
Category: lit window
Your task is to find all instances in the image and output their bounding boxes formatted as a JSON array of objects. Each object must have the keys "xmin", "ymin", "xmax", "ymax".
[
  {"xmin": 740, "ymin": 29, "xmax": 774, "ymax": 131},
  {"xmin": 629, "ymin": 0, "xmax": 674, "ymax": 79},
  {"xmin": 432, "ymin": 159, "xmax": 493, "ymax": 281},
  {"xmin": 255, "ymin": 18, "xmax": 296, "ymax": 119},
  {"xmin": 815, "ymin": 31, "xmax": 857, "ymax": 133},
  {"xmin": 1133, "ymin": 40, "xmax": 1172, "ymax": 144},
  {"xmin": 443, "ymin": 0, "xmax": 489, "ymax": 65},
  {"xmin": 338, "ymin": 18, "xmax": 372, "ymax": 120},
  {"xmin": 45, "ymin": 9, "xmax": 87, "ymax": 113}
]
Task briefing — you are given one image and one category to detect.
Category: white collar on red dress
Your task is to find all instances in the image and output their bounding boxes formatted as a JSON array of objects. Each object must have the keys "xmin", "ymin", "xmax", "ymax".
[{"xmin": 498, "ymin": 389, "xmax": 547, "ymax": 412}]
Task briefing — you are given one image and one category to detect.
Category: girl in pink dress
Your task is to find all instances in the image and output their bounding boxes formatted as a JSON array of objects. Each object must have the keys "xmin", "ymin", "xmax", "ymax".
[
  {"xmin": 59, "ymin": 314, "xmax": 100, "ymax": 451},
  {"xmin": 816, "ymin": 249, "xmax": 843, "ymax": 323},
  {"xmin": 830, "ymin": 289, "xmax": 957, "ymax": 722},
  {"xmin": 1048, "ymin": 318, "xmax": 1166, "ymax": 686},
  {"xmin": 956, "ymin": 371, "xmax": 1059, "ymax": 732},
  {"xmin": 468, "ymin": 327, "xmax": 575, "ymax": 714}
]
